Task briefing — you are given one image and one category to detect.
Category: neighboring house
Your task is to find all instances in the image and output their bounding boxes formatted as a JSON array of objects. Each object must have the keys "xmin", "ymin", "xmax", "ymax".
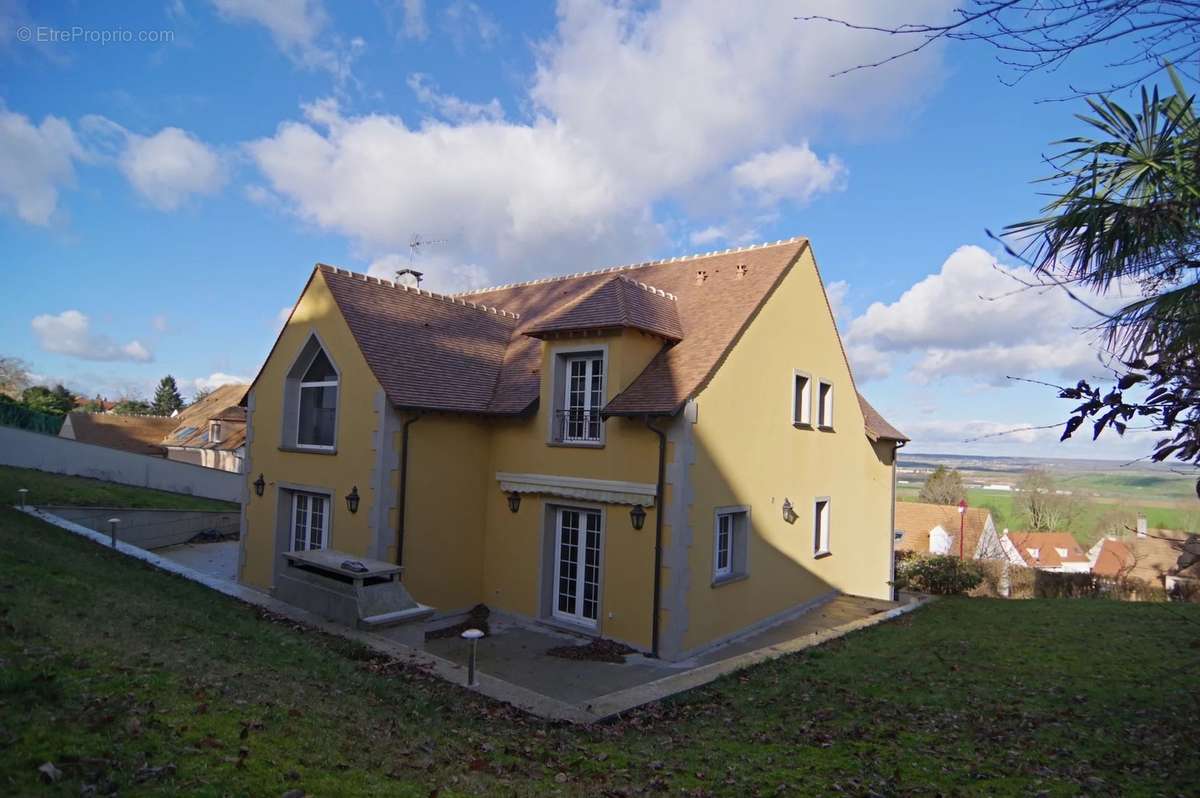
[
  {"xmin": 59, "ymin": 412, "xmax": 175, "ymax": 457},
  {"xmin": 893, "ymin": 501, "xmax": 1003, "ymax": 559},
  {"xmin": 1001, "ymin": 531, "xmax": 1091, "ymax": 573},
  {"xmin": 1089, "ymin": 523, "xmax": 1200, "ymax": 594},
  {"xmin": 239, "ymin": 238, "xmax": 908, "ymax": 661},
  {"xmin": 162, "ymin": 384, "xmax": 248, "ymax": 473}
]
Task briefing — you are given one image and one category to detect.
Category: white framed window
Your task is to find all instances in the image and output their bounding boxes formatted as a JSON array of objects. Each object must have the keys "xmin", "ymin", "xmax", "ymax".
[
  {"xmin": 552, "ymin": 506, "xmax": 603, "ymax": 626},
  {"xmin": 297, "ymin": 348, "xmax": 338, "ymax": 449},
  {"xmin": 291, "ymin": 492, "xmax": 328, "ymax": 551},
  {"xmin": 791, "ymin": 370, "xmax": 812, "ymax": 426},
  {"xmin": 209, "ymin": 420, "xmax": 222, "ymax": 444},
  {"xmin": 817, "ymin": 380, "xmax": 833, "ymax": 429},
  {"xmin": 813, "ymin": 497, "xmax": 831, "ymax": 557},
  {"xmin": 713, "ymin": 507, "xmax": 750, "ymax": 583},
  {"xmin": 557, "ymin": 352, "xmax": 605, "ymax": 444}
]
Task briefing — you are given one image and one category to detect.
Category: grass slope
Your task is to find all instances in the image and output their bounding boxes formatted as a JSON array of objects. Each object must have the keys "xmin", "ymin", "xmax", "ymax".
[
  {"xmin": 0, "ymin": 465, "xmax": 236, "ymax": 512},
  {"xmin": 1, "ymin": 509, "xmax": 1197, "ymax": 796}
]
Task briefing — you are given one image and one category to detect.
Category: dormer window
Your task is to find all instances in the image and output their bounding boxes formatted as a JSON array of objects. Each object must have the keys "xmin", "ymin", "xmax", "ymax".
[
  {"xmin": 283, "ymin": 336, "xmax": 339, "ymax": 451},
  {"xmin": 549, "ymin": 348, "xmax": 606, "ymax": 445}
]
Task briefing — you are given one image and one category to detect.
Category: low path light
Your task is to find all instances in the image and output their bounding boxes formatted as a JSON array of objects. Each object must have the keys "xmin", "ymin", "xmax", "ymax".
[
  {"xmin": 461, "ymin": 628, "xmax": 484, "ymax": 686},
  {"xmin": 107, "ymin": 517, "xmax": 121, "ymax": 548},
  {"xmin": 17, "ymin": 488, "xmax": 28, "ymax": 509}
]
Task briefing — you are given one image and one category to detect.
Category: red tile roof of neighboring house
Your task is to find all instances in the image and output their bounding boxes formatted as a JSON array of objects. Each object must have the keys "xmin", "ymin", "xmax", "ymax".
[
  {"xmin": 894, "ymin": 501, "xmax": 996, "ymax": 557},
  {"xmin": 63, "ymin": 413, "xmax": 175, "ymax": 457},
  {"xmin": 280, "ymin": 239, "xmax": 904, "ymax": 442},
  {"xmin": 1007, "ymin": 531, "xmax": 1089, "ymax": 568}
]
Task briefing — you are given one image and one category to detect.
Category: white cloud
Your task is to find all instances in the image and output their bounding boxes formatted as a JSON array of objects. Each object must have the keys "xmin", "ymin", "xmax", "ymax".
[
  {"xmin": 443, "ymin": 0, "xmax": 499, "ymax": 50},
  {"xmin": 247, "ymin": 0, "xmax": 952, "ymax": 285},
  {"xmin": 119, "ymin": 127, "xmax": 226, "ymax": 211},
  {"xmin": 366, "ymin": 253, "xmax": 492, "ymax": 294},
  {"xmin": 212, "ymin": 0, "xmax": 326, "ymax": 51},
  {"xmin": 825, "ymin": 279, "xmax": 849, "ymax": 326},
  {"xmin": 731, "ymin": 144, "xmax": 846, "ymax": 205},
  {"xmin": 210, "ymin": 0, "xmax": 360, "ymax": 80},
  {"xmin": 0, "ymin": 103, "xmax": 82, "ymax": 225},
  {"xmin": 80, "ymin": 116, "xmax": 226, "ymax": 211},
  {"xmin": 845, "ymin": 245, "xmax": 1130, "ymax": 384},
  {"xmin": 31, "ymin": 310, "xmax": 153, "ymax": 362},
  {"xmin": 407, "ymin": 73, "xmax": 504, "ymax": 123},
  {"xmin": 400, "ymin": 0, "xmax": 428, "ymax": 40},
  {"xmin": 688, "ymin": 226, "xmax": 727, "ymax": 247},
  {"xmin": 151, "ymin": 314, "xmax": 170, "ymax": 333},
  {"xmin": 189, "ymin": 372, "xmax": 250, "ymax": 396}
]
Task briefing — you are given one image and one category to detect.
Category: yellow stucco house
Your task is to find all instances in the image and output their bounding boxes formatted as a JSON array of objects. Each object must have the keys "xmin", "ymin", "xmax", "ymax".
[{"xmin": 238, "ymin": 237, "xmax": 907, "ymax": 660}]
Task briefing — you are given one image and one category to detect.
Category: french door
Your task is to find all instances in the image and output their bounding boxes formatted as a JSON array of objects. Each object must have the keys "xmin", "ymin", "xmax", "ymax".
[
  {"xmin": 291, "ymin": 492, "xmax": 328, "ymax": 551},
  {"xmin": 553, "ymin": 507, "xmax": 602, "ymax": 626}
]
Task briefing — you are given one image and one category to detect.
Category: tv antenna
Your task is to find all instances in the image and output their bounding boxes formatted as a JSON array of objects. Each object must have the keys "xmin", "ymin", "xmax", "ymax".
[{"xmin": 395, "ymin": 233, "xmax": 449, "ymax": 287}]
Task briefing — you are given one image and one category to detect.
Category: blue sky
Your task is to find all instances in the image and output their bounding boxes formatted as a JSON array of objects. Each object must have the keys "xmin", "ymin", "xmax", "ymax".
[{"xmin": 0, "ymin": 1, "xmax": 1164, "ymax": 459}]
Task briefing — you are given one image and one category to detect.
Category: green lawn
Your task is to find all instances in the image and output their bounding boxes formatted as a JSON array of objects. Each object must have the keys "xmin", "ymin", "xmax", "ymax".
[
  {"xmin": 0, "ymin": 507, "xmax": 1196, "ymax": 795},
  {"xmin": 0, "ymin": 465, "xmax": 237, "ymax": 512}
]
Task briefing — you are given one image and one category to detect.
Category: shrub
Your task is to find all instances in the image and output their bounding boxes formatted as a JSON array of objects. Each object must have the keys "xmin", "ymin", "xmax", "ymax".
[{"xmin": 896, "ymin": 554, "xmax": 984, "ymax": 595}]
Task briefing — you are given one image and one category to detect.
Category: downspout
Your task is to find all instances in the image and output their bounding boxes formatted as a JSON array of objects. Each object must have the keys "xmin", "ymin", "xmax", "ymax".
[
  {"xmin": 396, "ymin": 412, "xmax": 422, "ymax": 571},
  {"xmin": 890, "ymin": 439, "xmax": 906, "ymax": 600},
  {"xmin": 645, "ymin": 415, "xmax": 668, "ymax": 658}
]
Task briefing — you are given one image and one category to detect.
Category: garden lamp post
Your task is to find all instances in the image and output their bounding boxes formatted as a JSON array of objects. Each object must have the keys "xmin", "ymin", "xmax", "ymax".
[
  {"xmin": 461, "ymin": 628, "xmax": 484, "ymax": 687},
  {"xmin": 957, "ymin": 499, "xmax": 967, "ymax": 560}
]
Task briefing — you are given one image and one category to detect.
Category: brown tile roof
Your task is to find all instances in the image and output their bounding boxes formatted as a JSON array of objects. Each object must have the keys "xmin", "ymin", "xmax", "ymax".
[
  {"xmin": 320, "ymin": 266, "xmax": 520, "ymax": 413},
  {"xmin": 894, "ymin": 501, "xmax": 995, "ymax": 557},
  {"xmin": 859, "ymin": 395, "xmax": 909, "ymax": 443},
  {"xmin": 165, "ymin": 383, "xmax": 248, "ymax": 451},
  {"xmin": 63, "ymin": 413, "xmax": 175, "ymax": 457},
  {"xmin": 1007, "ymin": 531, "xmax": 1089, "ymax": 568},
  {"xmin": 520, "ymin": 275, "xmax": 683, "ymax": 341},
  {"xmin": 299, "ymin": 239, "xmax": 904, "ymax": 442},
  {"xmin": 1092, "ymin": 531, "xmax": 1193, "ymax": 584}
]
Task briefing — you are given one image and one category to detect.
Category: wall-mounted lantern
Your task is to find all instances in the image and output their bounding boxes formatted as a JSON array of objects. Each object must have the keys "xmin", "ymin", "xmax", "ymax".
[
  {"xmin": 507, "ymin": 491, "xmax": 522, "ymax": 513},
  {"xmin": 781, "ymin": 498, "xmax": 797, "ymax": 525},
  {"xmin": 630, "ymin": 503, "xmax": 647, "ymax": 531},
  {"xmin": 346, "ymin": 485, "xmax": 360, "ymax": 514},
  {"xmin": 254, "ymin": 473, "xmax": 265, "ymax": 497}
]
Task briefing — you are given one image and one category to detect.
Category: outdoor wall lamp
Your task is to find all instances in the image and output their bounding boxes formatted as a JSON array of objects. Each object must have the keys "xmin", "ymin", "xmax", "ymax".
[
  {"xmin": 781, "ymin": 498, "xmax": 798, "ymax": 524},
  {"xmin": 346, "ymin": 486, "xmax": 360, "ymax": 514},
  {"xmin": 507, "ymin": 491, "xmax": 522, "ymax": 513},
  {"xmin": 630, "ymin": 503, "xmax": 647, "ymax": 531},
  {"xmin": 254, "ymin": 473, "xmax": 265, "ymax": 497}
]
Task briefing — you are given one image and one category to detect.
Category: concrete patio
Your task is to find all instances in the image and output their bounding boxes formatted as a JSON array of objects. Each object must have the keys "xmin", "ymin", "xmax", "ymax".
[{"xmin": 421, "ymin": 593, "xmax": 905, "ymax": 712}]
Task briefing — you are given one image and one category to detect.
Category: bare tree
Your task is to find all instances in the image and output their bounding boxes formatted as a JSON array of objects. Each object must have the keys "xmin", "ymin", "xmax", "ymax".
[
  {"xmin": 799, "ymin": 1, "xmax": 1200, "ymax": 96},
  {"xmin": 0, "ymin": 356, "xmax": 31, "ymax": 399},
  {"xmin": 1017, "ymin": 468, "xmax": 1079, "ymax": 530}
]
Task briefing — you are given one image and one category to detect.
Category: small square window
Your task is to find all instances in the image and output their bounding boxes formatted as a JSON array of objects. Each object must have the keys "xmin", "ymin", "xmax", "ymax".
[
  {"xmin": 813, "ymin": 498, "xmax": 831, "ymax": 557},
  {"xmin": 792, "ymin": 371, "xmax": 812, "ymax": 426},
  {"xmin": 713, "ymin": 507, "xmax": 750, "ymax": 583},
  {"xmin": 817, "ymin": 380, "xmax": 833, "ymax": 429}
]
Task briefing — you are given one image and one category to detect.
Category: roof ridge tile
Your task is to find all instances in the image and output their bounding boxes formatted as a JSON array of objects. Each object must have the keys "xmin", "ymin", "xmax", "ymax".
[
  {"xmin": 317, "ymin": 263, "xmax": 521, "ymax": 319},
  {"xmin": 451, "ymin": 236, "xmax": 807, "ymax": 297}
]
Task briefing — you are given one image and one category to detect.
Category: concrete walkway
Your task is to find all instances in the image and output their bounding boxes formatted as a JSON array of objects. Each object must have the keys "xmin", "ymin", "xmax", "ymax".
[
  {"xmin": 19, "ymin": 506, "xmax": 931, "ymax": 723},
  {"xmin": 156, "ymin": 539, "xmax": 240, "ymax": 581}
]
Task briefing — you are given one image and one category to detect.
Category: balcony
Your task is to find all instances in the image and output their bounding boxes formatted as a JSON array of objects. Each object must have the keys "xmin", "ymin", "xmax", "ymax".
[{"xmin": 555, "ymin": 409, "xmax": 603, "ymax": 444}]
